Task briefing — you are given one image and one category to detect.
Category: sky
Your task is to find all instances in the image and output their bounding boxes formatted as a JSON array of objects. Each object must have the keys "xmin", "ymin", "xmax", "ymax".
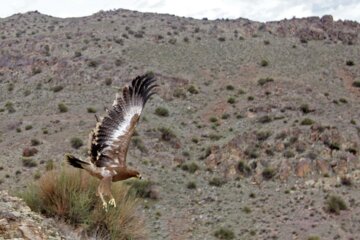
[{"xmin": 0, "ymin": 0, "xmax": 359, "ymax": 22}]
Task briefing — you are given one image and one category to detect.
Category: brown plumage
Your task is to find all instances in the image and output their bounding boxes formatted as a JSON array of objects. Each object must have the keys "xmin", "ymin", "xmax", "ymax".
[{"xmin": 66, "ymin": 73, "xmax": 157, "ymax": 210}]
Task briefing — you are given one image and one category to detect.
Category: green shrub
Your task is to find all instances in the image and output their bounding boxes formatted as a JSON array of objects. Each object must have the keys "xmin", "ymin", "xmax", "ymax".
[
  {"xmin": 155, "ymin": 107, "xmax": 169, "ymax": 117},
  {"xmin": 256, "ymin": 131, "xmax": 271, "ymax": 141},
  {"xmin": 346, "ymin": 60, "xmax": 354, "ymax": 66},
  {"xmin": 52, "ymin": 86, "xmax": 64, "ymax": 92},
  {"xmin": 131, "ymin": 137, "xmax": 148, "ymax": 153},
  {"xmin": 186, "ymin": 181, "xmax": 197, "ymax": 189},
  {"xmin": 262, "ymin": 167, "xmax": 275, "ymax": 180},
  {"xmin": 308, "ymin": 236, "xmax": 320, "ymax": 240},
  {"xmin": 301, "ymin": 118, "xmax": 315, "ymax": 125},
  {"xmin": 22, "ymin": 157, "xmax": 37, "ymax": 167},
  {"xmin": 45, "ymin": 159, "xmax": 55, "ymax": 171},
  {"xmin": 187, "ymin": 85, "xmax": 199, "ymax": 94},
  {"xmin": 218, "ymin": 37, "xmax": 226, "ymax": 42},
  {"xmin": 88, "ymin": 60, "xmax": 99, "ymax": 68},
  {"xmin": 352, "ymin": 81, "xmax": 360, "ymax": 88},
  {"xmin": 258, "ymin": 77, "xmax": 274, "ymax": 86},
  {"xmin": 300, "ymin": 103, "xmax": 311, "ymax": 114},
  {"xmin": 237, "ymin": 161, "xmax": 251, "ymax": 176},
  {"xmin": 227, "ymin": 97, "xmax": 235, "ymax": 104},
  {"xmin": 226, "ymin": 85, "xmax": 234, "ymax": 90},
  {"xmin": 260, "ymin": 59, "xmax": 269, "ymax": 67},
  {"xmin": 214, "ymin": 227, "xmax": 234, "ymax": 239},
  {"xmin": 242, "ymin": 206, "xmax": 252, "ymax": 213},
  {"xmin": 158, "ymin": 127, "xmax": 176, "ymax": 141},
  {"xmin": 87, "ymin": 107, "xmax": 97, "ymax": 113},
  {"xmin": 31, "ymin": 139, "xmax": 40, "ymax": 146},
  {"xmin": 181, "ymin": 162, "xmax": 199, "ymax": 173},
  {"xmin": 32, "ymin": 67, "xmax": 42, "ymax": 75},
  {"xmin": 58, "ymin": 103, "xmax": 68, "ymax": 113},
  {"xmin": 5, "ymin": 101, "xmax": 15, "ymax": 113},
  {"xmin": 326, "ymin": 195, "xmax": 347, "ymax": 214},
  {"xmin": 209, "ymin": 117, "xmax": 218, "ymax": 123},
  {"xmin": 258, "ymin": 115, "xmax": 272, "ymax": 123},
  {"xmin": 209, "ymin": 177, "xmax": 225, "ymax": 187},
  {"xmin": 20, "ymin": 169, "xmax": 146, "ymax": 239},
  {"xmin": 25, "ymin": 125, "xmax": 33, "ymax": 130},
  {"xmin": 70, "ymin": 137, "xmax": 83, "ymax": 149},
  {"xmin": 104, "ymin": 78, "xmax": 112, "ymax": 86}
]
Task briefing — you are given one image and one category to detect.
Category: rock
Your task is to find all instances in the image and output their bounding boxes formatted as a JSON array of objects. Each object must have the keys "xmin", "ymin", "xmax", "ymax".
[
  {"xmin": 316, "ymin": 159, "xmax": 330, "ymax": 175},
  {"xmin": 0, "ymin": 191, "xmax": 63, "ymax": 239},
  {"xmin": 295, "ymin": 158, "xmax": 312, "ymax": 177},
  {"xmin": 278, "ymin": 159, "xmax": 291, "ymax": 181}
]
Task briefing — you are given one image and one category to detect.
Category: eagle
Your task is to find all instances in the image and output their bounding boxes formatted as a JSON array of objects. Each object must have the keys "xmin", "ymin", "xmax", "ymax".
[{"xmin": 66, "ymin": 73, "xmax": 157, "ymax": 211}]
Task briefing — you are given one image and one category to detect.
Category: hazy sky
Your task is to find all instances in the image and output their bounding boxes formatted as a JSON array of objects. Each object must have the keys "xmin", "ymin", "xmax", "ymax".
[{"xmin": 1, "ymin": 0, "xmax": 359, "ymax": 22}]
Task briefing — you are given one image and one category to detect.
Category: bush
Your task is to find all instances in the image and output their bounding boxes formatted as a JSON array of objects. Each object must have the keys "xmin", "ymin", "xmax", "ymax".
[
  {"xmin": 45, "ymin": 159, "xmax": 55, "ymax": 171},
  {"xmin": 58, "ymin": 103, "xmax": 68, "ymax": 113},
  {"xmin": 227, "ymin": 97, "xmax": 235, "ymax": 104},
  {"xmin": 260, "ymin": 59, "xmax": 269, "ymax": 67},
  {"xmin": 187, "ymin": 85, "xmax": 199, "ymax": 94},
  {"xmin": 187, "ymin": 181, "xmax": 196, "ymax": 189},
  {"xmin": 126, "ymin": 179, "xmax": 156, "ymax": 199},
  {"xmin": 104, "ymin": 78, "xmax": 112, "ymax": 86},
  {"xmin": 154, "ymin": 107, "xmax": 169, "ymax": 117},
  {"xmin": 346, "ymin": 60, "xmax": 354, "ymax": 66},
  {"xmin": 88, "ymin": 60, "xmax": 99, "ymax": 68},
  {"xmin": 237, "ymin": 161, "xmax": 251, "ymax": 176},
  {"xmin": 19, "ymin": 169, "xmax": 146, "ymax": 239},
  {"xmin": 214, "ymin": 227, "xmax": 234, "ymax": 239},
  {"xmin": 25, "ymin": 125, "xmax": 33, "ymax": 130},
  {"xmin": 218, "ymin": 37, "xmax": 226, "ymax": 42},
  {"xmin": 70, "ymin": 137, "xmax": 83, "ymax": 149},
  {"xmin": 181, "ymin": 162, "xmax": 199, "ymax": 173},
  {"xmin": 158, "ymin": 127, "xmax": 176, "ymax": 141},
  {"xmin": 258, "ymin": 115, "xmax": 272, "ymax": 123},
  {"xmin": 326, "ymin": 195, "xmax": 347, "ymax": 214},
  {"xmin": 262, "ymin": 167, "xmax": 275, "ymax": 180},
  {"xmin": 22, "ymin": 157, "xmax": 37, "ymax": 167},
  {"xmin": 226, "ymin": 85, "xmax": 234, "ymax": 90},
  {"xmin": 352, "ymin": 81, "xmax": 360, "ymax": 88},
  {"xmin": 31, "ymin": 139, "xmax": 41, "ymax": 146},
  {"xmin": 209, "ymin": 177, "xmax": 225, "ymax": 187},
  {"xmin": 256, "ymin": 131, "xmax": 271, "ymax": 141},
  {"xmin": 52, "ymin": 86, "xmax": 64, "ymax": 92},
  {"xmin": 301, "ymin": 118, "xmax": 315, "ymax": 125},
  {"xmin": 258, "ymin": 77, "xmax": 274, "ymax": 86},
  {"xmin": 22, "ymin": 147, "xmax": 38, "ymax": 157},
  {"xmin": 5, "ymin": 101, "xmax": 15, "ymax": 113},
  {"xmin": 87, "ymin": 107, "xmax": 97, "ymax": 113},
  {"xmin": 300, "ymin": 103, "xmax": 311, "ymax": 114}
]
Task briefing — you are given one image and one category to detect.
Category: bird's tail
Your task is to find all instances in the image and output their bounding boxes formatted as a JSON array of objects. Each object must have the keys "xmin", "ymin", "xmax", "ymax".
[{"xmin": 65, "ymin": 154, "xmax": 90, "ymax": 169}]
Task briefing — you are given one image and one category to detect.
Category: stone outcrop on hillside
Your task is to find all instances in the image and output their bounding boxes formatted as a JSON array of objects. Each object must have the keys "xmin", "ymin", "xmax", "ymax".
[{"xmin": 0, "ymin": 191, "xmax": 63, "ymax": 240}]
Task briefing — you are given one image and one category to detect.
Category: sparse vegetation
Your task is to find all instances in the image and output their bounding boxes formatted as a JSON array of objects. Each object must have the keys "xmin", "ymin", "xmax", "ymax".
[
  {"xmin": 260, "ymin": 59, "xmax": 269, "ymax": 67},
  {"xmin": 227, "ymin": 97, "xmax": 235, "ymax": 104},
  {"xmin": 352, "ymin": 81, "xmax": 360, "ymax": 88},
  {"xmin": 258, "ymin": 77, "xmax": 274, "ymax": 86},
  {"xmin": 209, "ymin": 177, "xmax": 225, "ymax": 187},
  {"xmin": 58, "ymin": 103, "xmax": 68, "ymax": 113},
  {"xmin": 70, "ymin": 137, "xmax": 83, "ymax": 149},
  {"xmin": 87, "ymin": 107, "xmax": 97, "ymax": 113},
  {"xmin": 51, "ymin": 85, "xmax": 64, "ymax": 92},
  {"xmin": 158, "ymin": 127, "xmax": 176, "ymax": 141},
  {"xmin": 214, "ymin": 227, "xmax": 234, "ymax": 239},
  {"xmin": 186, "ymin": 181, "xmax": 197, "ymax": 189},
  {"xmin": 262, "ymin": 167, "xmax": 275, "ymax": 180},
  {"xmin": 346, "ymin": 60, "xmax": 354, "ymax": 66},
  {"xmin": 22, "ymin": 157, "xmax": 37, "ymax": 167},
  {"xmin": 301, "ymin": 118, "xmax": 315, "ymax": 125},
  {"xmin": 155, "ymin": 107, "xmax": 169, "ymax": 117},
  {"xmin": 20, "ymin": 169, "xmax": 146, "ymax": 239},
  {"xmin": 181, "ymin": 162, "xmax": 199, "ymax": 173},
  {"xmin": 326, "ymin": 195, "xmax": 347, "ymax": 214},
  {"xmin": 187, "ymin": 85, "xmax": 199, "ymax": 94}
]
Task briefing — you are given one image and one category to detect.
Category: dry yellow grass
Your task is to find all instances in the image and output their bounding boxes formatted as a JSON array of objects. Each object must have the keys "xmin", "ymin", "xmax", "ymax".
[{"xmin": 20, "ymin": 168, "xmax": 147, "ymax": 240}]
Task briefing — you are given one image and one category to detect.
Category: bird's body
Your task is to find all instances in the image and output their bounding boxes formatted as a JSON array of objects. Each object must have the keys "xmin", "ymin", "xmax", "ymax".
[{"xmin": 66, "ymin": 73, "xmax": 157, "ymax": 210}]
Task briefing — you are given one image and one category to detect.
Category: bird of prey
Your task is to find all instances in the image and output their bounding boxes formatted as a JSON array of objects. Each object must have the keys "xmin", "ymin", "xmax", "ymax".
[{"xmin": 66, "ymin": 73, "xmax": 157, "ymax": 211}]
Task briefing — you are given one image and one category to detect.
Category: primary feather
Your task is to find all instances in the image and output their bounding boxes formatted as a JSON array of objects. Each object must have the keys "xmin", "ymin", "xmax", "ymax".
[{"xmin": 89, "ymin": 73, "xmax": 157, "ymax": 168}]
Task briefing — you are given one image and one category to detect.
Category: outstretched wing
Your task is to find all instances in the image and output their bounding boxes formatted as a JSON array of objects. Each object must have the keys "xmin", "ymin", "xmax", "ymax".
[{"xmin": 89, "ymin": 73, "xmax": 157, "ymax": 168}]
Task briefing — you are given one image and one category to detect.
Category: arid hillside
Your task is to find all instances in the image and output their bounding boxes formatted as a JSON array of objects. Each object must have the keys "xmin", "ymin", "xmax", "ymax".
[{"xmin": 1, "ymin": 9, "xmax": 360, "ymax": 239}]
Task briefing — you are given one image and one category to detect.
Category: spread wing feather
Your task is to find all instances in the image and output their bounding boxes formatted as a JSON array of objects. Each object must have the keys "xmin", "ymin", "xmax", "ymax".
[{"xmin": 89, "ymin": 73, "xmax": 157, "ymax": 168}]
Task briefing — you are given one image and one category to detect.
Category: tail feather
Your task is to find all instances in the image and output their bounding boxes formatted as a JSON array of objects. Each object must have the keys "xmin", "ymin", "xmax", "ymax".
[{"xmin": 65, "ymin": 154, "xmax": 89, "ymax": 169}]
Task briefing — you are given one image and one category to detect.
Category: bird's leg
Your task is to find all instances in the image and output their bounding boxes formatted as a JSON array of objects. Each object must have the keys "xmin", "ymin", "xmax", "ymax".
[
  {"xmin": 99, "ymin": 176, "xmax": 117, "ymax": 209},
  {"xmin": 98, "ymin": 187, "xmax": 108, "ymax": 211}
]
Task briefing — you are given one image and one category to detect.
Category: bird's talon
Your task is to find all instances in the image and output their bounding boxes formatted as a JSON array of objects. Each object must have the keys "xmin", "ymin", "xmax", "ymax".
[
  {"xmin": 102, "ymin": 202, "xmax": 108, "ymax": 211},
  {"xmin": 109, "ymin": 198, "xmax": 117, "ymax": 208}
]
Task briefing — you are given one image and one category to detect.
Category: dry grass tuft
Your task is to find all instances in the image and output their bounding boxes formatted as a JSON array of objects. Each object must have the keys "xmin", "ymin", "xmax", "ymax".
[{"xmin": 20, "ymin": 168, "xmax": 147, "ymax": 240}]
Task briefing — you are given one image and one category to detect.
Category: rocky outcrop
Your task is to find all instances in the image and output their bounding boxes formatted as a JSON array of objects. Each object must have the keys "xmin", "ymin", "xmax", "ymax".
[{"xmin": 0, "ymin": 191, "xmax": 63, "ymax": 240}]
